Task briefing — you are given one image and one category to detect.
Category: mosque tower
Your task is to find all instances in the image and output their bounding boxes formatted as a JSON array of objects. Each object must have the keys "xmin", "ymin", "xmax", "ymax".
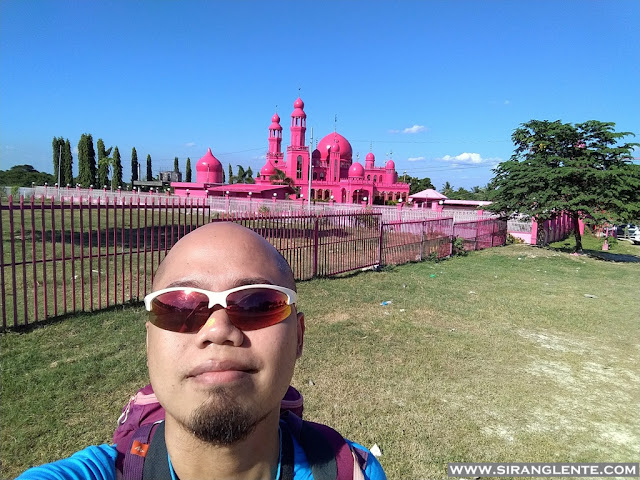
[
  {"xmin": 289, "ymin": 97, "xmax": 306, "ymax": 147},
  {"xmin": 285, "ymin": 97, "xmax": 310, "ymax": 186}
]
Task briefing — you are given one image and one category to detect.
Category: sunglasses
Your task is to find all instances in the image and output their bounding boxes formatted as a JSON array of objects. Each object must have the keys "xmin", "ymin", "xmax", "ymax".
[{"xmin": 144, "ymin": 284, "xmax": 297, "ymax": 333}]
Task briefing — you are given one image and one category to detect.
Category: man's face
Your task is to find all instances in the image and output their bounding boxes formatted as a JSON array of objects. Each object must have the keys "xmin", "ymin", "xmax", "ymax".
[{"xmin": 145, "ymin": 224, "xmax": 304, "ymax": 442}]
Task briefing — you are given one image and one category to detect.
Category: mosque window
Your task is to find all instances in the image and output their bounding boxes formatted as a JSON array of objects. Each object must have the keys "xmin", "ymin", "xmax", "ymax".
[
  {"xmin": 296, "ymin": 155, "xmax": 303, "ymax": 179},
  {"xmin": 367, "ymin": 175, "xmax": 371, "ymax": 180},
  {"xmin": 374, "ymin": 175, "xmax": 377, "ymax": 183},
  {"xmin": 334, "ymin": 160, "xmax": 338, "ymax": 181}
]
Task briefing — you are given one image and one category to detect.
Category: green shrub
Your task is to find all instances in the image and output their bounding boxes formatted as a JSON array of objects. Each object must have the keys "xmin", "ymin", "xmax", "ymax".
[
  {"xmin": 452, "ymin": 237, "xmax": 468, "ymax": 256},
  {"xmin": 507, "ymin": 233, "xmax": 524, "ymax": 244}
]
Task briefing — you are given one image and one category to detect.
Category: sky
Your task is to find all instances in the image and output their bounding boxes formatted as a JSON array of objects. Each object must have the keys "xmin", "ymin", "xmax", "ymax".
[{"xmin": 1, "ymin": 0, "xmax": 639, "ymax": 190}]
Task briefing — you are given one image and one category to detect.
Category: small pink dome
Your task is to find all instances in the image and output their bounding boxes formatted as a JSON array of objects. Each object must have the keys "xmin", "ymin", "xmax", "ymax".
[
  {"xmin": 260, "ymin": 161, "xmax": 277, "ymax": 176},
  {"xmin": 385, "ymin": 159, "xmax": 395, "ymax": 170},
  {"xmin": 331, "ymin": 141, "xmax": 340, "ymax": 153},
  {"xmin": 366, "ymin": 152, "xmax": 375, "ymax": 162},
  {"xmin": 272, "ymin": 112, "xmax": 280, "ymax": 123},
  {"xmin": 349, "ymin": 162, "xmax": 365, "ymax": 178},
  {"xmin": 196, "ymin": 148, "xmax": 222, "ymax": 172},
  {"xmin": 293, "ymin": 97, "xmax": 304, "ymax": 109}
]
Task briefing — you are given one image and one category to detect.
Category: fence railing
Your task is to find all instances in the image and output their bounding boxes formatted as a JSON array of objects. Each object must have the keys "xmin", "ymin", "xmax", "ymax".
[{"xmin": 1, "ymin": 195, "xmax": 506, "ymax": 328}]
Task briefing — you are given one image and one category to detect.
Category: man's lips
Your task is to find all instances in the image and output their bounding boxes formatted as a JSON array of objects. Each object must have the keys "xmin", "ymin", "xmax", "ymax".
[{"xmin": 187, "ymin": 360, "xmax": 256, "ymax": 383}]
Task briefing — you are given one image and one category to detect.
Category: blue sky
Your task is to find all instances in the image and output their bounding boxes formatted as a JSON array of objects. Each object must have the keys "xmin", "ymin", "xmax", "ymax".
[{"xmin": 1, "ymin": 0, "xmax": 639, "ymax": 190}]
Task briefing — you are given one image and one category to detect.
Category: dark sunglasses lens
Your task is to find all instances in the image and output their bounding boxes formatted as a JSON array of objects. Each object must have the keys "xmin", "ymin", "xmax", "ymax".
[
  {"xmin": 149, "ymin": 290, "xmax": 211, "ymax": 333},
  {"xmin": 226, "ymin": 288, "xmax": 292, "ymax": 331}
]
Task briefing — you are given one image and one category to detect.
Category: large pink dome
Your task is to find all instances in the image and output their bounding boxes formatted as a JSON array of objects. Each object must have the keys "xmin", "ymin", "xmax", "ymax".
[
  {"xmin": 349, "ymin": 162, "xmax": 365, "ymax": 178},
  {"xmin": 316, "ymin": 133, "xmax": 352, "ymax": 162},
  {"xmin": 196, "ymin": 148, "xmax": 222, "ymax": 172}
]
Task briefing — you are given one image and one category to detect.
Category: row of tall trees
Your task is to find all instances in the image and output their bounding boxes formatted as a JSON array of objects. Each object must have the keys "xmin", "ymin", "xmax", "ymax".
[{"xmin": 53, "ymin": 136, "xmax": 160, "ymax": 188}]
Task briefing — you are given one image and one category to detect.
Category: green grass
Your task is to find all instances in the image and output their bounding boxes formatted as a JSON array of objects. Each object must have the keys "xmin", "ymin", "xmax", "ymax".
[{"xmin": 2, "ymin": 244, "xmax": 639, "ymax": 479}]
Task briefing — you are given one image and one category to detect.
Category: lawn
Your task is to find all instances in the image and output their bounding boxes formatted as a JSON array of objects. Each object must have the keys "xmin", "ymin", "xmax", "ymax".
[{"xmin": 2, "ymin": 241, "xmax": 639, "ymax": 479}]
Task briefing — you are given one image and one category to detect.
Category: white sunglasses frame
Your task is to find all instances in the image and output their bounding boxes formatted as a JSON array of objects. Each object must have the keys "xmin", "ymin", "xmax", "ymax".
[{"xmin": 144, "ymin": 284, "xmax": 298, "ymax": 312}]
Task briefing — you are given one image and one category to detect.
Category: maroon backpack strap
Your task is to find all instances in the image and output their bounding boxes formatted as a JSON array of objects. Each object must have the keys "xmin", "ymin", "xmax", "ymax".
[
  {"xmin": 117, "ymin": 421, "xmax": 161, "ymax": 480},
  {"xmin": 304, "ymin": 421, "xmax": 356, "ymax": 480},
  {"xmin": 282, "ymin": 412, "xmax": 355, "ymax": 480}
]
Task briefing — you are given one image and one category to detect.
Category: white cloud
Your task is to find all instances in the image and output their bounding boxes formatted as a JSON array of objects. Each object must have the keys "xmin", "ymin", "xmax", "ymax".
[
  {"xmin": 504, "ymin": 100, "xmax": 511, "ymax": 105},
  {"xmin": 252, "ymin": 154, "xmax": 266, "ymax": 161},
  {"xmin": 407, "ymin": 156, "xmax": 425, "ymax": 162},
  {"xmin": 73, "ymin": 146, "xmax": 79, "ymax": 155},
  {"xmin": 388, "ymin": 129, "xmax": 400, "ymax": 134},
  {"xmin": 185, "ymin": 142, "xmax": 196, "ymax": 147},
  {"xmin": 441, "ymin": 152, "xmax": 484, "ymax": 164},
  {"xmin": 402, "ymin": 125, "xmax": 426, "ymax": 134}
]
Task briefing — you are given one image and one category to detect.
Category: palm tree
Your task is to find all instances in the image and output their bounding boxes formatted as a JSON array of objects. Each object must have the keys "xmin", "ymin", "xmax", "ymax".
[
  {"xmin": 233, "ymin": 165, "xmax": 255, "ymax": 184},
  {"xmin": 269, "ymin": 168, "xmax": 294, "ymax": 187}
]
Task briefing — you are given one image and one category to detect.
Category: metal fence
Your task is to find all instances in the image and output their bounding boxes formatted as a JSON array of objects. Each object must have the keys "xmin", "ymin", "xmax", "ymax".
[
  {"xmin": 1, "ymin": 195, "xmax": 506, "ymax": 329},
  {"xmin": 453, "ymin": 218, "xmax": 508, "ymax": 251}
]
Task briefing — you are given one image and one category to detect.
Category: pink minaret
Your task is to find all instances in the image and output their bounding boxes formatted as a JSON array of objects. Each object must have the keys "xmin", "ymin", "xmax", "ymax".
[
  {"xmin": 365, "ymin": 151, "xmax": 375, "ymax": 169},
  {"xmin": 268, "ymin": 112, "xmax": 283, "ymax": 155},
  {"xmin": 290, "ymin": 97, "xmax": 307, "ymax": 147}
]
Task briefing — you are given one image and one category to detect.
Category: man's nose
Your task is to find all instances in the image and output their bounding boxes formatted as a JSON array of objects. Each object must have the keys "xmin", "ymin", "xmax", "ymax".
[{"xmin": 194, "ymin": 307, "xmax": 245, "ymax": 347}]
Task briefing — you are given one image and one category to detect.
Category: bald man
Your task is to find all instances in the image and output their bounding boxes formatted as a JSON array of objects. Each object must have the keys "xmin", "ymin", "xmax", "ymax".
[{"xmin": 18, "ymin": 222, "xmax": 386, "ymax": 480}]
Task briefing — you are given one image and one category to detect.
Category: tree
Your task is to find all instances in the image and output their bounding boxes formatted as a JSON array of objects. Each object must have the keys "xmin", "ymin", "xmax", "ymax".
[
  {"xmin": 246, "ymin": 166, "xmax": 255, "ymax": 184},
  {"xmin": 97, "ymin": 155, "xmax": 110, "ymax": 188},
  {"xmin": 174, "ymin": 157, "xmax": 179, "ymax": 173},
  {"xmin": 77, "ymin": 134, "xmax": 96, "ymax": 186},
  {"xmin": 406, "ymin": 176, "xmax": 434, "ymax": 195},
  {"xmin": 228, "ymin": 164, "xmax": 234, "ymax": 184},
  {"xmin": 269, "ymin": 168, "xmax": 294, "ymax": 187},
  {"xmin": 233, "ymin": 165, "xmax": 255, "ymax": 184},
  {"xmin": 186, "ymin": 157, "xmax": 192, "ymax": 182},
  {"xmin": 441, "ymin": 181, "xmax": 454, "ymax": 197},
  {"xmin": 487, "ymin": 120, "xmax": 640, "ymax": 251},
  {"xmin": 0, "ymin": 165, "xmax": 55, "ymax": 187},
  {"xmin": 97, "ymin": 138, "xmax": 112, "ymax": 162},
  {"xmin": 112, "ymin": 147, "xmax": 123, "ymax": 188},
  {"xmin": 146, "ymin": 154, "xmax": 153, "ymax": 181},
  {"xmin": 131, "ymin": 147, "xmax": 139, "ymax": 184},
  {"xmin": 96, "ymin": 138, "xmax": 112, "ymax": 188},
  {"xmin": 52, "ymin": 137, "xmax": 64, "ymax": 183},
  {"xmin": 62, "ymin": 139, "xmax": 73, "ymax": 186}
]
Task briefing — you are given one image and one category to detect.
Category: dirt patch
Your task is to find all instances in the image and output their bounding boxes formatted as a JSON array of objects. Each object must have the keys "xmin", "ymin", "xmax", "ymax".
[
  {"xmin": 517, "ymin": 329, "xmax": 590, "ymax": 354},
  {"xmin": 314, "ymin": 312, "xmax": 353, "ymax": 324}
]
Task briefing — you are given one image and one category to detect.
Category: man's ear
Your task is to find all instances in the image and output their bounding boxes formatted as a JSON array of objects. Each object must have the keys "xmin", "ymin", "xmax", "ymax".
[{"xmin": 296, "ymin": 312, "xmax": 305, "ymax": 358}]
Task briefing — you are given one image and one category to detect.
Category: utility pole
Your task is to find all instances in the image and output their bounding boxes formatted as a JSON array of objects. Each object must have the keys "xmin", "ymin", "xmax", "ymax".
[
  {"xmin": 57, "ymin": 144, "xmax": 62, "ymax": 187},
  {"xmin": 308, "ymin": 127, "xmax": 313, "ymax": 214}
]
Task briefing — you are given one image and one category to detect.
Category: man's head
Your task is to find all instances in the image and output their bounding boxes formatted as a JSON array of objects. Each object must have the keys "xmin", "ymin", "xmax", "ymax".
[{"xmin": 145, "ymin": 222, "xmax": 304, "ymax": 445}]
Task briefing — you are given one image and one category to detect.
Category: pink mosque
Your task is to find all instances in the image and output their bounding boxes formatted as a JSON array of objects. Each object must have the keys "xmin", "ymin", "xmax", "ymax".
[{"xmin": 172, "ymin": 97, "xmax": 410, "ymax": 205}]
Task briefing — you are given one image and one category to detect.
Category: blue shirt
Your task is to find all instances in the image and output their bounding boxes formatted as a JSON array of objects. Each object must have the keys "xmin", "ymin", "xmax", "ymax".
[{"xmin": 16, "ymin": 435, "xmax": 386, "ymax": 480}]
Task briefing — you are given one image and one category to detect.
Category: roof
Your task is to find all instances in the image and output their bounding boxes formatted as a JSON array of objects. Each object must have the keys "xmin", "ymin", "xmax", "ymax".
[
  {"xmin": 408, "ymin": 188, "xmax": 447, "ymax": 200},
  {"xmin": 443, "ymin": 199, "xmax": 492, "ymax": 206},
  {"xmin": 207, "ymin": 184, "xmax": 295, "ymax": 194}
]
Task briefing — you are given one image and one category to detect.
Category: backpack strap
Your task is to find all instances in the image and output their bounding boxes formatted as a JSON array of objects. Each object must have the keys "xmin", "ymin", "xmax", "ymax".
[
  {"xmin": 280, "ymin": 422, "xmax": 295, "ymax": 480},
  {"xmin": 282, "ymin": 411, "xmax": 356, "ymax": 480},
  {"xmin": 141, "ymin": 422, "xmax": 171, "ymax": 480},
  {"xmin": 120, "ymin": 421, "xmax": 162, "ymax": 480}
]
